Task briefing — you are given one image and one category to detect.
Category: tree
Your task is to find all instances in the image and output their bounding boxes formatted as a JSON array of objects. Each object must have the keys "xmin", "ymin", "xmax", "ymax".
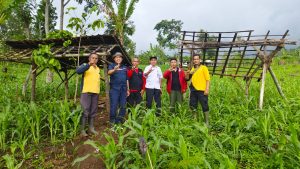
[
  {"xmin": 59, "ymin": 0, "xmax": 71, "ymax": 30},
  {"xmin": 0, "ymin": 0, "xmax": 34, "ymax": 53},
  {"xmin": 66, "ymin": 5, "xmax": 104, "ymax": 102},
  {"xmin": 101, "ymin": 0, "xmax": 139, "ymax": 45},
  {"xmin": 41, "ymin": 0, "xmax": 57, "ymax": 83},
  {"xmin": 154, "ymin": 19, "xmax": 183, "ymax": 50},
  {"xmin": 105, "ymin": 19, "xmax": 136, "ymax": 56},
  {"xmin": 33, "ymin": 0, "xmax": 57, "ymax": 39},
  {"xmin": 0, "ymin": 0, "xmax": 15, "ymax": 25},
  {"xmin": 138, "ymin": 44, "xmax": 168, "ymax": 65}
]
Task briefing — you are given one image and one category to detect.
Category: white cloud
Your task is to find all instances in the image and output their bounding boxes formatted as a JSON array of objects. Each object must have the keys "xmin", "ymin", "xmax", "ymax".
[{"xmin": 53, "ymin": 0, "xmax": 300, "ymax": 53}]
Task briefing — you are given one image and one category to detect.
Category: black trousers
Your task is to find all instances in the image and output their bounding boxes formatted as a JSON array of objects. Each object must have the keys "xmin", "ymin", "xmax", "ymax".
[
  {"xmin": 190, "ymin": 90, "xmax": 209, "ymax": 112},
  {"xmin": 146, "ymin": 88, "xmax": 161, "ymax": 115},
  {"xmin": 127, "ymin": 92, "xmax": 142, "ymax": 107}
]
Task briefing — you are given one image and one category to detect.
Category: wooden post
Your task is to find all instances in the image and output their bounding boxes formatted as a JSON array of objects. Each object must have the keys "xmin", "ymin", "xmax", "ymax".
[
  {"xmin": 268, "ymin": 66, "xmax": 286, "ymax": 99},
  {"xmin": 31, "ymin": 62, "xmax": 37, "ymax": 102},
  {"xmin": 103, "ymin": 55, "xmax": 110, "ymax": 113},
  {"xmin": 22, "ymin": 66, "xmax": 32, "ymax": 97},
  {"xmin": 259, "ymin": 62, "xmax": 268, "ymax": 110},
  {"xmin": 64, "ymin": 68, "xmax": 69, "ymax": 100},
  {"xmin": 245, "ymin": 79, "xmax": 251, "ymax": 99}
]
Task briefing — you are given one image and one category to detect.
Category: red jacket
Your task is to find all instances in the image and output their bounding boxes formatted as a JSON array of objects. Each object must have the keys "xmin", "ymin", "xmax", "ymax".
[{"xmin": 163, "ymin": 68, "xmax": 187, "ymax": 94}]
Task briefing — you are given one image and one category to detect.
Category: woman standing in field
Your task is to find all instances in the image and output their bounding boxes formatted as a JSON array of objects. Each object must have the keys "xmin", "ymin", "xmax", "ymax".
[
  {"xmin": 76, "ymin": 52, "xmax": 100, "ymax": 137},
  {"xmin": 185, "ymin": 54, "xmax": 211, "ymax": 126}
]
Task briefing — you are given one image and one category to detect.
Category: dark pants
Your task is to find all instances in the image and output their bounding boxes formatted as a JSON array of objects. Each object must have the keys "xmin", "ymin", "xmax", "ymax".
[
  {"xmin": 109, "ymin": 86, "xmax": 127, "ymax": 124},
  {"xmin": 146, "ymin": 88, "xmax": 161, "ymax": 115},
  {"xmin": 80, "ymin": 93, "xmax": 99, "ymax": 118},
  {"xmin": 127, "ymin": 92, "xmax": 142, "ymax": 107},
  {"xmin": 170, "ymin": 90, "xmax": 183, "ymax": 112},
  {"xmin": 190, "ymin": 91, "xmax": 209, "ymax": 112}
]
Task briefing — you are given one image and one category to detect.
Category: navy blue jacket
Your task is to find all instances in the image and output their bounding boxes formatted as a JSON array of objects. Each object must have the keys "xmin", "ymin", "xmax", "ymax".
[
  {"xmin": 108, "ymin": 63, "xmax": 128, "ymax": 90},
  {"xmin": 76, "ymin": 63, "xmax": 91, "ymax": 92}
]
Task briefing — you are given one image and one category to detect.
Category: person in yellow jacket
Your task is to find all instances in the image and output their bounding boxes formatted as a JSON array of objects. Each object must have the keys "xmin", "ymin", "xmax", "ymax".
[
  {"xmin": 185, "ymin": 54, "xmax": 210, "ymax": 126},
  {"xmin": 76, "ymin": 52, "xmax": 100, "ymax": 136}
]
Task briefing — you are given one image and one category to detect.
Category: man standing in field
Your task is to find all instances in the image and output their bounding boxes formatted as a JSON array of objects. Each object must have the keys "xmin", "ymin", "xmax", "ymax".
[
  {"xmin": 144, "ymin": 56, "xmax": 163, "ymax": 116},
  {"xmin": 108, "ymin": 52, "xmax": 128, "ymax": 125},
  {"xmin": 76, "ymin": 52, "xmax": 100, "ymax": 136},
  {"xmin": 127, "ymin": 57, "xmax": 146, "ymax": 107},
  {"xmin": 186, "ymin": 54, "xmax": 211, "ymax": 126},
  {"xmin": 163, "ymin": 58, "xmax": 187, "ymax": 112}
]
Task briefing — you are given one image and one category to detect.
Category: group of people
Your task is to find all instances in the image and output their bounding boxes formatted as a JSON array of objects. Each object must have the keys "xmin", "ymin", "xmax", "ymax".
[{"xmin": 76, "ymin": 52, "xmax": 210, "ymax": 136}]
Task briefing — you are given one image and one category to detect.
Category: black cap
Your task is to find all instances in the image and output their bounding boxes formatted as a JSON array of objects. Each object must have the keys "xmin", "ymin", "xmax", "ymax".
[{"xmin": 149, "ymin": 56, "xmax": 157, "ymax": 60}]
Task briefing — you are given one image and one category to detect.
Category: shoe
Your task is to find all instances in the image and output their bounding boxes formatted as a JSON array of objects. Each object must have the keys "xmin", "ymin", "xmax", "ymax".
[
  {"xmin": 80, "ymin": 130, "xmax": 88, "ymax": 137},
  {"xmin": 88, "ymin": 127, "xmax": 99, "ymax": 135},
  {"xmin": 88, "ymin": 117, "xmax": 99, "ymax": 135}
]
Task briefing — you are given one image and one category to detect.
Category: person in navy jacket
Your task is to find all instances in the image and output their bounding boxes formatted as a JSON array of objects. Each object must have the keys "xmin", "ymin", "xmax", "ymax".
[{"xmin": 108, "ymin": 52, "xmax": 128, "ymax": 124}]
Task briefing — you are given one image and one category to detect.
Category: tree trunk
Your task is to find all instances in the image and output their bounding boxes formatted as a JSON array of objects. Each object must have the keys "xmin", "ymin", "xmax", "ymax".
[
  {"xmin": 45, "ymin": 0, "xmax": 53, "ymax": 83},
  {"xmin": 74, "ymin": 34, "xmax": 83, "ymax": 103},
  {"xmin": 45, "ymin": 0, "xmax": 50, "ymax": 35},
  {"xmin": 60, "ymin": 0, "xmax": 64, "ymax": 30}
]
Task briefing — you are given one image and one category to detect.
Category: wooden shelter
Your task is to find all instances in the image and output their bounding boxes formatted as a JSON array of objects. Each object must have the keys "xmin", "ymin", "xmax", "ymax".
[
  {"xmin": 179, "ymin": 30, "xmax": 296, "ymax": 109},
  {"xmin": 0, "ymin": 35, "xmax": 131, "ymax": 112}
]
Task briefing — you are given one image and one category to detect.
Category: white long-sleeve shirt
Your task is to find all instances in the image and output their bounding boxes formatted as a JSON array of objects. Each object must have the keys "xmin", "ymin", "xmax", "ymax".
[{"xmin": 144, "ymin": 65, "xmax": 163, "ymax": 89}]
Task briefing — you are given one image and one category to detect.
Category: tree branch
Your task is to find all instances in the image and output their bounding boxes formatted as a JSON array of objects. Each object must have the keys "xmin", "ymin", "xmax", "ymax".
[{"xmin": 64, "ymin": 0, "xmax": 71, "ymax": 7}]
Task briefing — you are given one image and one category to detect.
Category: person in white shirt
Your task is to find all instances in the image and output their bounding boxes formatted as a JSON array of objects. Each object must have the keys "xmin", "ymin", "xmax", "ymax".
[{"xmin": 144, "ymin": 56, "xmax": 163, "ymax": 116}]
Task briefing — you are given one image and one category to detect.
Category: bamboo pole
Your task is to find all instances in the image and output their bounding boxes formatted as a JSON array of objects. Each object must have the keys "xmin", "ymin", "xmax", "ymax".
[
  {"xmin": 31, "ymin": 62, "xmax": 37, "ymax": 102},
  {"xmin": 259, "ymin": 62, "xmax": 268, "ymax": 110},
  {"xmin": 268, "ymin": 66, "xmax": 286, "ymax": 100},
  {"xmin": 103, "ymin": 55, "xmax": 110, "ymax": 113},
  {"xmin": 22, "ymin": 66, "xmax": 32, "ymax": 97},
  {"xmin": 64, "ymin": 68, "xmax": 69, "ymax": 100},
  {"xmin": 245, "ymin": 79, "xmax": 251, "ymax": 99}
]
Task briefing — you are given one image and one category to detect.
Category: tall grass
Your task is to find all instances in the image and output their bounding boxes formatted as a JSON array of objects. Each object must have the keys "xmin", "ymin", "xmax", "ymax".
[{"xmin": 74, "ymin": 57, "xmax": 300, "ymax": 168}]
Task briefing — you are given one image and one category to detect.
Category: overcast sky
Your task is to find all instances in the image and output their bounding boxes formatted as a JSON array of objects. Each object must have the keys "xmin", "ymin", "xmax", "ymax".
[{"xmin": 53, "ymin": 0, "xmax": 300, "ymax": 54}]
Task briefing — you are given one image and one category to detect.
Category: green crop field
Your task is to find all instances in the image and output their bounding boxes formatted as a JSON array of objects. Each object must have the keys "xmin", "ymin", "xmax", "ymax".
[{"xmin": 0, "ymin": 54, "xmax": 300, "ymax": 168}]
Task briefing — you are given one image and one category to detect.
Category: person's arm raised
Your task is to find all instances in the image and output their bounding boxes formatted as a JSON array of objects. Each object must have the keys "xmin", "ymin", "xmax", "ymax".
[{"xmin": 108, "ymin": 64, "xmax": 120, "ymax": 75}]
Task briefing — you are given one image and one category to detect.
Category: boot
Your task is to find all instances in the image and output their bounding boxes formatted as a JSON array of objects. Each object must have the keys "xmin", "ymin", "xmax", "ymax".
[
  {"xmin": 88, "ymin": 117, "xmax": 99, "ymax": 135},
  {"xmin": 80, "ymin": 116, "xmax": 88, "ymax": 137},
  {"xmin": 203, "ymin": 111, "xmax": 209, "ymax": 127}
]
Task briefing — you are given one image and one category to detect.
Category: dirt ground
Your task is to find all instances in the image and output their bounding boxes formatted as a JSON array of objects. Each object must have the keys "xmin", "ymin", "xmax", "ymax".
[{"xmin": 22, "ymin": 99, "xmax": 117, "ymax": 169}]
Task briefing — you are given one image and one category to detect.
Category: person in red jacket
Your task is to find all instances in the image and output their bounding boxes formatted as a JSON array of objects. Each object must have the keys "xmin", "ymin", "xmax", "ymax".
[
  {"xmin": 127, "ymin": 57, "xmax": 146, "ymax": 107},
  {"xmin": 163, "ymin": 58, "xmax": 187, "ymax": 112}
]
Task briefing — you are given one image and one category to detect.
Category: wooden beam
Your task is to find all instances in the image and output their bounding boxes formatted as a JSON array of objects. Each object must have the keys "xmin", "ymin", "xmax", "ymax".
[
  {"xmin": 244, "ymin": 31, "xmax": 270, "ymax": 80},
  {"xmin": 181, "ymin": 30, "xmax": 254, "ymax": 34},
  {"xmin": 31, "ymin": 61, "xmax": 37, "ymax": 102},
  {"xmin": 202, "ymin": 32, "xmax": 208, "ymax": 62},
  {"xmin": 36, "ymin": 68, "xmax": 46, "ymax": 77},
  {"xmin": 57, "ymin": 71, "xmax": 76, "ymax": 89},
  {"xmin": 259, "ymin": 62, "xmax": 268, "ymax": 110},
  {"xmin": 235, "ymin": 31, "xmax": 252, "ymax": 76},
  {"xmin": 212, "ymin": 33, "xmax": 221, "ymax": 75},
  {"xmin": 268, "ymin": 66, "xmax": 286, "ymax": 99},
  {"xmin": 103, "ymin": 55, "xmax": 110, "ymax": 114},
  {"xmin": 64, "ymin": 68, "xmax": 69, "ymax": 100},
  {"xmin": 180, "ymin": 31, "xmax": 186, "ymax": 68},
  {"xmin": 212, "ymin": 73, "xmax": 261, "ymax": 79},
  {"xmin": 181, "ymin": 39, "xmax": 296, "ymax": 48},
  {"xmin": 220, "ymin": 33, "xmax": 238, "ymax": 78}
]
